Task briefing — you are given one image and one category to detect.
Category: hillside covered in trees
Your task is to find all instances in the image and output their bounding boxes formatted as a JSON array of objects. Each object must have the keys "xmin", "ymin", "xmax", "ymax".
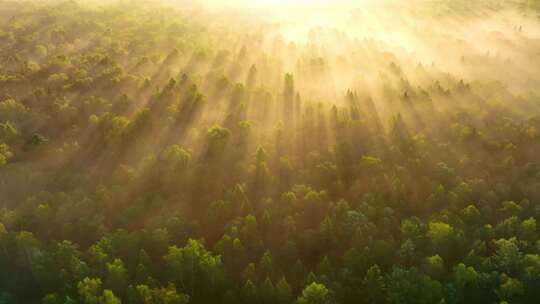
[{"xmin": 2, "ymin": 0, "xmax": 540, "ymax": 303}]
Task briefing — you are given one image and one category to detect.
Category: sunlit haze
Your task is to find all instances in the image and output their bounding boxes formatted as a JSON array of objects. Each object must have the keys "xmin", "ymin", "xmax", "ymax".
[{"xmin": 2, "ymin": 0, "xmax": 540, "ymax": 303}]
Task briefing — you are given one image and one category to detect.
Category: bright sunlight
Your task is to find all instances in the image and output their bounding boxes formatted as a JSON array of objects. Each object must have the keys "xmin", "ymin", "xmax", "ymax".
[{"xmin": 1, "ymin": 0, "xmax": 540, "ymax": 303}]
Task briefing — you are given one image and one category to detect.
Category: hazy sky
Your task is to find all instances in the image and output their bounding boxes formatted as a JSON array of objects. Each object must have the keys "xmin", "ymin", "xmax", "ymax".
[{"xmin": 195, "ymin": 0, "xmax": 376, "ymax": 9}]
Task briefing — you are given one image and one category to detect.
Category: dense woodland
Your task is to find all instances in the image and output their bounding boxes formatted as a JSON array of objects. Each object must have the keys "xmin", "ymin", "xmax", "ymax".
[{"xmin": 2, "ymin": 0, "xmax": 540, "ymax": 303}]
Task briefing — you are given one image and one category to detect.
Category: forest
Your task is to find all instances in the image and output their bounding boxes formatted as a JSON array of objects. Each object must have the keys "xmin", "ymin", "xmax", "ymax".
[{"xmin": 1, "ymin": 0, "xmax": 540, "ymax": 303}]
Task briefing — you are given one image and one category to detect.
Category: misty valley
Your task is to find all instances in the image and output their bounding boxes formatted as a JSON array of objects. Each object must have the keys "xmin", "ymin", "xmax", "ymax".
[{"xmin": 1, "ymin": 0, "xmax": 540, "ymax": 303}]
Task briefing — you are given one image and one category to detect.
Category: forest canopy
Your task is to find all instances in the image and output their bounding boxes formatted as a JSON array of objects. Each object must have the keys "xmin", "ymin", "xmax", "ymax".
[{"xmin": 1, "ymin": 0, "xmax": 540, "ymax": 303}]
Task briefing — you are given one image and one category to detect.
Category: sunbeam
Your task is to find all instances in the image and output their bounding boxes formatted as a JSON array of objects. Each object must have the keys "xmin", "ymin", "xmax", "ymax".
[{"xmin": 1, "ymin": 0, "xmax": 540, "ymax": 303}]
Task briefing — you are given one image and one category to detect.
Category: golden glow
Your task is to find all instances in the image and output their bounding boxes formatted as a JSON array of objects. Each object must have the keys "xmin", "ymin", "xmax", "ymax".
[{"xmin": 200, "ymin": 0, "xmax": 373, "ymax": 9}]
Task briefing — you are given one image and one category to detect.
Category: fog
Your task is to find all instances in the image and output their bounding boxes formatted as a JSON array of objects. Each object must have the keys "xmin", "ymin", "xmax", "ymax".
[
  {"xmin": 2, "ymin": 1, "xmax": 540, "ymax": 303},
  {"xmin": 144, "ymin": 0, "xmax": 540, "ymax": 96}
]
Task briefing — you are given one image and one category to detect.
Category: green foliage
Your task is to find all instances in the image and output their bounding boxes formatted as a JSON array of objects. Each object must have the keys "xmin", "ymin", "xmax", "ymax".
[
  {"xmin": 0, "ymin": 143, "xmax": 12, "ymax": 166},
  {"xmin": 0, "ymin": 99, "xmax": 27, "ymax": 122},
  {"xmin": 360, "ymin": 155, "xmax": 383, "ymax": 168},
  {"xmin": 422, "ymin": 255, "xmax": 445, "ymax": 279},
  {"xmin": 296, "ymin": 282, "xmax": 330, "ymax": 304},
  {"xmin": 427, "ymin": 222, "xmax": 454, "ymax": 246},
  {"xmin": 208, "ymin": 125, "xmax": 231, "ymax": 143},
  {"xmin": 492, "ymin": 238, "xmax": 524, "ymax": 275},
  {"xmin": 106, "ymin": 259, "xmax": 127, "ymax": 296},
  {"xmin": 362, "ymin": 265, "xmax": 388, "ymax": 304},
  {"xmin": 78, "ymin": 277, "xmax": 102, "ymax": 304},
  {"xmin": 497, "ymin": 276, "xmax": 524, "ymax": 302},
  {"xmin": 452, "ymin": 263, "xmax": 478, "ymax": 288},
  {"xmin": 386, "ymin": 267, "xmax": 444, "ymax": 304},
  {"xmin": 132, "ymin": 283, "xmax": 189, "ymax": 304},
  {"xmin": 99, "ymin": 290, "xmax": 121, "ymax": 304},
  {"xmin": 163, "ymin": 239, "xmax": 225, "ymax": 301},
  {"xmin": 275, "ymin": 277, "xmax": 293, "ymax": 304},
  {"xmin": 162, "ymin": 145, "xmax": 192, "ymax": 167},
  {"xmin": 0, "ymin": 1, "xmax": 539, "ymax": 304}
]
